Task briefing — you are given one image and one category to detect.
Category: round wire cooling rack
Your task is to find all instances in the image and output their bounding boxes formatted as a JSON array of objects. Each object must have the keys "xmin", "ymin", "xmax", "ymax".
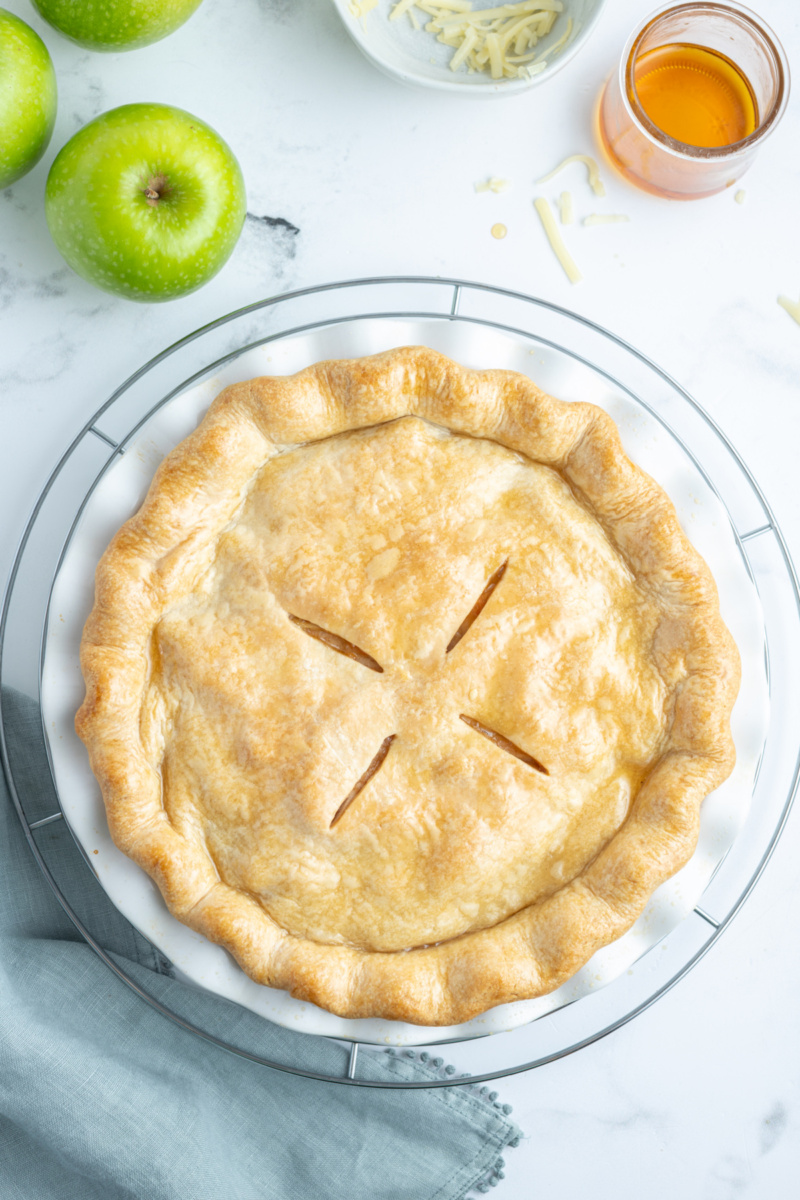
[{"xmin": 2, "ymin": 276, "xmax": 799, "ymax": 1088}]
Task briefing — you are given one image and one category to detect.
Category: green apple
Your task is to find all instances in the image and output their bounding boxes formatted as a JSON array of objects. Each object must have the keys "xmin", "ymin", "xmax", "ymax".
[
  {"xmin": 30, "ymin": 0, "xmax": 203, "ymax": 51},
  {"xmin": 0, "ymin": 9, "xmax": 57, "ymax": 188},
  {"xmin": 45, "ymin": 103, "xmax": 246, "ymax": 302}
]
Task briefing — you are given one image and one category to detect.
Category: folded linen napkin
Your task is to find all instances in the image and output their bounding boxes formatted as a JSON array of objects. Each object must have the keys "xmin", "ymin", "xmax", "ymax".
[{"xmin": 0, "ymin": 688, "xmax": 521, "ymax": 1200}]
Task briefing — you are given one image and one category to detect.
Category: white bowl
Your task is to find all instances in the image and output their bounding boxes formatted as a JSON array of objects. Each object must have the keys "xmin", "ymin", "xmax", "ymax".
[{"xmin": 331, "ymin": 0, "xmax": 607, "ymax": 96}]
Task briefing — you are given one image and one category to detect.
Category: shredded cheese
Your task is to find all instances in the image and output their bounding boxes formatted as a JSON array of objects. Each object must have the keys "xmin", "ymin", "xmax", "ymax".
[
  {"xmin": 534, "ymin": 197, "xmax": 581, "ymax": 284},
  {"xmin": 475, "ymin": 176, "xmax": 510, "ymax": 193},
  {"xmin": 350, "ymin": 0, "xmax": 378, "ymax": 16},
  {"xmin": 538, "ymin": 154, "xmax": 606, "ymax": 197},
  {"xmin": 735, "ymin": 189, "xmax": 746, "ymax": 204},
  {"xmin": 529, "ymin": 13, "xmax": 571, "ymax": 65},
  {"xmin": 390, "ymin": 0, "xmax": 423, "ymax": 18},
  {"xmin": 583, "ymin": 214, "xmax": 630, "ymax": 225},
  {"xmin": 778, "ymin": 295, "xmax": 800, "ymax": 326},
  {"xmin": 558, "ymin": 190, "xmax": 573, "ymax": 225},
  {"xmin": 390, "ymin": 1, "xmax": 567, "ymax": 81}
]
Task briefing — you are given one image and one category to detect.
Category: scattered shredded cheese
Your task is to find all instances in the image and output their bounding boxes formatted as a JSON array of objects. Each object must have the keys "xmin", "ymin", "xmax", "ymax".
[
  {"xmin": 533, "ymin": 197, "xmax": 581, "ymax": 284},
  {"xmin": 735, "ymin": 189, "xmax": 746, "ymax": 204},
  {"xmin": 538, "ymin": 154, "xmax": 606, "ymax": 197},
  {"xmin": 390, "ymin": 1, "xmax": 567, "ymax": 81},
  {"xmin": 350, "ymin": 0, "xmax": 378, "ymax": 16},
  {"xmin": 491, "ymin": 222, "xmax": 508, "ymax": 239},
  {"xmin": 558, "ymin": 190, "xmax": 573, "ymax": 225},
  {"xmin": 475, "ymin": 176, "xmax": 510, "ymax": 193},
  {"xmin": 583, "ymin": 214, "xmax": 630, "ymax": 225},
  {"xmin": 778, "ymin": 295, "xmax": 800, "ymax": 326}
]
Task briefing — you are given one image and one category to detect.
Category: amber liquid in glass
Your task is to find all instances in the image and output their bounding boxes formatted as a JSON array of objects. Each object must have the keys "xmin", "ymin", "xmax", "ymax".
[{"xmin": 632, "ymin": 43, "xmax": 758, "ymax": 147}]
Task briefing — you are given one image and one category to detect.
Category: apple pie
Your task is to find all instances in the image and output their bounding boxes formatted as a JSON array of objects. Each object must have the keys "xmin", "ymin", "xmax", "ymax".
[{"xmin": 76, "ymin": 347, "xmax": 740, "ymax": 1025}]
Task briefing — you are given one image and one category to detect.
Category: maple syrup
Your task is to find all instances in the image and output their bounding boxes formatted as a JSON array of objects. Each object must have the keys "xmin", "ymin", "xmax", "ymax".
[
  {"xmin": 633, "ymin": 42, "xmax": 757, "ymax": 148},
  {"xmin": 597, "ymin": 3, "xmax": 788, "ymax": 200}
]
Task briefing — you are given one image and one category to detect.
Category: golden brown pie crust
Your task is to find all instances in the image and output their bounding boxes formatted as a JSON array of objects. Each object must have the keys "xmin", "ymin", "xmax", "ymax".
[{"xmin": 76, "ymin": 347, "xmax": 740, "ymax": 1025}]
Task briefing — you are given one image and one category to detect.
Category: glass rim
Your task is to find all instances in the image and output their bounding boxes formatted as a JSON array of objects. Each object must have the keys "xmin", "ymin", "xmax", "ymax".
[{"xmin": 618, "ymin": 0, "xmax": 790, "ymax": 162}]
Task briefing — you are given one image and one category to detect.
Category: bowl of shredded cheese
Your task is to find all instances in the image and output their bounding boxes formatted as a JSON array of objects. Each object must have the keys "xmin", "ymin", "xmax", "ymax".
[{"xmin": 333, "ymin": 0, "xmax": 606, "ymax": 94}]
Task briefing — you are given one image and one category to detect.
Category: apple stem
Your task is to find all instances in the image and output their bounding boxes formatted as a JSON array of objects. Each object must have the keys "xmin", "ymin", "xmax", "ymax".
[{"xmin": 143, "ymin": 174, "xmax": 171, "ymax": 207}]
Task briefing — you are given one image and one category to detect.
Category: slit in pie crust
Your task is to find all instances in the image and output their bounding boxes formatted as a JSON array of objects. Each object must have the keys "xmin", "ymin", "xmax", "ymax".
[{"xmin": 76, "ymin": 347, "xmax": 740, "ymax": 1025}]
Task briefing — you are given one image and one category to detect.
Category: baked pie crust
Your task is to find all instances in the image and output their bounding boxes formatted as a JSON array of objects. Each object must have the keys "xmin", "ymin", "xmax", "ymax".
[{"xmin": 76, "ymin": 347, "xmax": 740, "ymax": 1025}]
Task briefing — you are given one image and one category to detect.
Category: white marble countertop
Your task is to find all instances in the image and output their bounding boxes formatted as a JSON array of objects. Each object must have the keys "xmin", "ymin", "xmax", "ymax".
[{"xmin": 2, "ymin": 0, "xmax": 799, "ymax": 1194}]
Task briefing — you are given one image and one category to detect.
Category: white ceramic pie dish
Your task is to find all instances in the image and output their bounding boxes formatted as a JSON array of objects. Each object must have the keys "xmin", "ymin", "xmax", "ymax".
[
  {"xmin": 41, "ymin": 316, "xmax": 768, "ymax": 1047},
  {"xmin": 330, "ymin": 0, "xmax": 608, "ymax": 95}
]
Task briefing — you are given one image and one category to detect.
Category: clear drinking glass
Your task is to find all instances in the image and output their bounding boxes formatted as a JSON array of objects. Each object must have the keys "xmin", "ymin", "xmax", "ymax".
[{"xmin": 598, "ymin": 2, "xmax": 790, "ymax": 199}]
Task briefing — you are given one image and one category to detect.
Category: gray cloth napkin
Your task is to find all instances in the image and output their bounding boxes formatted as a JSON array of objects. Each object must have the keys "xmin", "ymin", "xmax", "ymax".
[{"xmin": 0, "ymin": 688, "xmax": 521, "ymax": 1200}]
